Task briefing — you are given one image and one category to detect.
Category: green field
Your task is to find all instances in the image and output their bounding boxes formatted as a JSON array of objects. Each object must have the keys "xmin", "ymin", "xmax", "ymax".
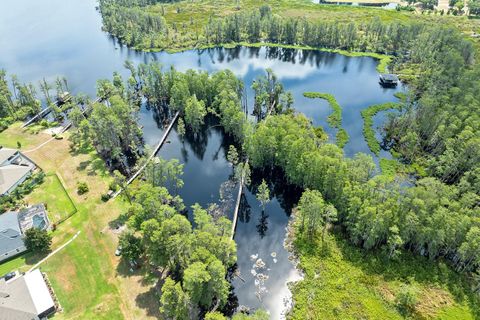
[
  {"xmin": 25, "ymin": 173, "xmax": 77, "ymax": 224},
  {"xmin": 291, "ymin": 228, "xmax": 479, "ymax": 320},
  {"xmin": 135, "ymin": 0, "xmax": 480, "ymax": 52}
]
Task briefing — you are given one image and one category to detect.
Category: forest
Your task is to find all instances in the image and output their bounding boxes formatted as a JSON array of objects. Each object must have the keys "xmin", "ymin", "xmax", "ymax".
[
  {"xmin": 0, "ymin": 0, "xmax": 479, "ymax": 318},
  {"xmin": 92, "ymin": 1, "xmax": 480, "ymax": 314}
]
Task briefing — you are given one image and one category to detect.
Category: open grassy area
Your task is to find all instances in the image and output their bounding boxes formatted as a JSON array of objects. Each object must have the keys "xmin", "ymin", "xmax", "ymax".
[
  {"xmin": 0, "ymin": 128, "xmax": 158, "ymax": 319},
  {"xmin": 291, "ymin": 228, "xmax": 479, "ymax": 320},
  {"xmin": 141, "ymin": 0, "xmax": 480, "ymax": 52},
  {"xmin": 25, "ymin": 173, "xmax": 77, "ymax": 224},
  {"xmin": 0, "ymin": 122, "xmax": 49, "ymax": 150}
]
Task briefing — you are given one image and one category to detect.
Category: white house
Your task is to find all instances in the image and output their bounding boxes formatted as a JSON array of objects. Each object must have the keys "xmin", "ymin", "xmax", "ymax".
[{"xmin": 0, "ymin": 147, "xmax": 37, "ymax": 196}]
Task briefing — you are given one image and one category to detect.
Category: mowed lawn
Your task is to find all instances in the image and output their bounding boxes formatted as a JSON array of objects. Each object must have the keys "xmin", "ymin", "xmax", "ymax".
[
  {"xmin": 25, "ymin": 173, "xmax": 77, "ymax": 224},
  {"xmin": 0, "ymin": 122, "xmax": 49, "ymax": 149},
  {"xmin": 0, "ymin": 128, "xmax": 158, "ymax": 319}
]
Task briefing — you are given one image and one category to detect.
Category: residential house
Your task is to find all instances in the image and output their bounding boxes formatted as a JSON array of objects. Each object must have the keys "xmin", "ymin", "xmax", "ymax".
[
  {"xmin": 0, "ymin": 204, "xmax": 50, "ymax": 263},
  {"xmin": 0, "ymin": 269, "xmax": 56, "ymax": 320},
  {"xmin": 0, "ymin": 147, "xmax": 37, "ymax": 196}
]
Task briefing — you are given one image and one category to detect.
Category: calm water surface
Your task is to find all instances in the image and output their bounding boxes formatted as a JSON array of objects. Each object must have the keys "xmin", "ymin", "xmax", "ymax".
[{"xmin": 0, "ymin": 0, "xmax": 403, "ymax": 318}]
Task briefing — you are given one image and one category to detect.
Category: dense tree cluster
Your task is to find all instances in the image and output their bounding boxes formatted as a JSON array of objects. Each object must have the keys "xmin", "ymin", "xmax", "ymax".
[
  {"xmin": 380, "ymin": 26, "xmax": 479, "ymax": 195},
  {"xmin": 246, "ymin": 113, "xmax": 479, "ymax": 271},
  {"xmin": 100, "ymin": 1, "xmax": 167, "ymax": 48},
  {"xmin": 127, "ymin": 63, "xmax": 251, "ymax": 143},
  {"xmin": 120, "ymin": 183, "xmax": 237, "ymax": 318},
  {"xmin": 69, "ymin": 74, "xmax": 142, "ymax": 171},
  {"xmin": 0, "ymin": 70, "xmax": 41, "ymax": 130}
]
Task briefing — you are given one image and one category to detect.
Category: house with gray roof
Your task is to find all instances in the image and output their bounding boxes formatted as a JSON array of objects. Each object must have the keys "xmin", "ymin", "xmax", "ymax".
[
  {"xmin": 0, "ymin": 147, "xmax": 37, "ymax": 196},
  {"xmin": 0, "ymin": 204, "xmax": 50, "ymax": 263},
  {"xmin": 0, "ymin": 269, "xmax": 56, "ymax": 320},
  {"xmin": 0, "ymin": 211, "xmax": 27, "ymax": 263}
]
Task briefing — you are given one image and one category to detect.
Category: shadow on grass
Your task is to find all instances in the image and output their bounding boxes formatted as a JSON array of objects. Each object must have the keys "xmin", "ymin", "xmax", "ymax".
[
  {"xmin": 115, "ymin": 258, "xmax": 163, "ymax": 318},
  {"xmin": 135, "ymin": 285, "xmax": 162, "ymax": 318}
]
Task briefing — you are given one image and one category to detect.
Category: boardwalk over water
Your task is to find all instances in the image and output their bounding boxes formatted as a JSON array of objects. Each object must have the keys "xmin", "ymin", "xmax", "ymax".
[
  {"xmin": 112, "ymin": 111, "xmax": 180, "ymax": 198},
  {"xmin": 230, "ymin": 159, "xmax": 248, "ymax": 240}
]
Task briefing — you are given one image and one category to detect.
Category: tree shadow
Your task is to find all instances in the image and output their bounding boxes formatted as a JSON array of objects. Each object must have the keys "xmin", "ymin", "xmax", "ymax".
[{"xmin": 135, "ymin": 285, "xmax": 162, "ymax": 318}]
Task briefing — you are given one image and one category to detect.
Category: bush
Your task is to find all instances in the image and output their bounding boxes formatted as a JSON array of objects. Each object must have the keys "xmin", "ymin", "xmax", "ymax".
[
  {"xmin": 396, "ymin": 284, "xmax": 419, "ymax": 314},
  {"xmin": 77, "ymin": 181, "xmax": 89, "ymax": 195},
  {"xmin": 101, "ymin": 193, "xmax": 111, "ymax": 202},
  {"xmin": 24, "ymin": 228, "xmax": 52, "ymax": 253}
]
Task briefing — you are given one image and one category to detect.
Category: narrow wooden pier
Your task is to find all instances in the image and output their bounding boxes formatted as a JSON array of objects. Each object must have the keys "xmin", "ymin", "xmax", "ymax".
[
  {"xmin": 22, "ymin": 93, "xmax": 73, "ymax": 128},
  {"xmin": 60, "ymin": 97, "xmax": 101, "ymax": 133},
  {"xmin": 22, "ymin": 106, "xmax": 53, "ymax": 128},
  {"xmin": 112, "ymin": 111, "xmax": 180, "ymax": 198},
  {"xmin": 230, "ymin": 159, "xmax": 248, "ymax": 240}
]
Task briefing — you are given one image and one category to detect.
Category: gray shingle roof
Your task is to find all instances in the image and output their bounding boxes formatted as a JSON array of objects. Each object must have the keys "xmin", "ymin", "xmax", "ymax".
[{"xmin": 0, "ymin": 212, "xmax": 24, "ymax": 258}]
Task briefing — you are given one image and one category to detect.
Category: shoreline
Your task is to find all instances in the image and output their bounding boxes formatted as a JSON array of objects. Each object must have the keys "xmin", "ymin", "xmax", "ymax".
[{"xmin": 114, "ymin": 40, "xmax": 392, "ymax": 73}]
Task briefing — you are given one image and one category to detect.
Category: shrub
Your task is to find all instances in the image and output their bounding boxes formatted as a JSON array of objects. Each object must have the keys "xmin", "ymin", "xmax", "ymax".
[
  {"xmin": 101, "ymin": 193, "xmax": 111, "ymax": 202},
  {"xmin": 77, "ymin": 181, "xmax": 89, "ymax": 195},
  {"xmin": 396, "ymin": 284, "xmax": 419, "ymax": 314},
  {"xmin": 24, "ymin": 228, "xmax": 52, "ymax": 253}
]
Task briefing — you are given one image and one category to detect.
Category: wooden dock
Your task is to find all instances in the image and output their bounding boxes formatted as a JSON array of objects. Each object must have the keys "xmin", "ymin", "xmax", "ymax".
[
  {"xmin": 22, "ymin": 93, "xmax": 73, "ymax": 128},
  {"xmin": 112, "ymin": 111, "xmax": 180, "ymax": 199},
  {"xmin": 230, "ymin": 159, "xmax": 248, "ymax": 240},
  {"xmin": 22, "ymin": 106, "xmax": 54, "ymax": 128},
  {"xmin": 60, "ymin": 97, "xmax": 101, "ymax": 133}
]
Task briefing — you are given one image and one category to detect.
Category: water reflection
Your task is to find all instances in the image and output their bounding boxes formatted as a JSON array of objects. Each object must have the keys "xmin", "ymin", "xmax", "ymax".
[
  {"xmin": 1, "ymin": 0, "xmax": 404, "ymax": 317},
  {"xmin": 232, "ymin": 168, "xmax": 302, "ymax": 318}
]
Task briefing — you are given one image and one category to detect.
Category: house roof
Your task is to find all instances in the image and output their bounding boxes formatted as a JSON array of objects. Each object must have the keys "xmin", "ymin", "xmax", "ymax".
[
  {"xmin": 0, "ymin": 269, "xmax": 54, "ymax": 320},
  {"xmin": 380, "ymin": 74, "xmax": 399, "ymax": 81},
  {"xmin": 0, "ymin": 148, "xmax": 17, "ymax": 165},
  {"xmin": 0, "ymin": 211, "xmax": 24, "ymax": 257},
  {"xmin": 0, "ymin": 164, "xmax": 32, "ymax": 195}
]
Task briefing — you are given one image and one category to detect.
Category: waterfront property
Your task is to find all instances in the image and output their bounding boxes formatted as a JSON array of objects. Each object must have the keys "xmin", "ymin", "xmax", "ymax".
[
  {"xmin": 0, "ymin": 204, "xmax": 50, "ymax": 263},
  {"xmin": 0, "ymin": 269, "xmax": 56, "ymax": 319},
  {"xmin": 0, "ymin": 147, "xmax": 37, "ymax": 196}
]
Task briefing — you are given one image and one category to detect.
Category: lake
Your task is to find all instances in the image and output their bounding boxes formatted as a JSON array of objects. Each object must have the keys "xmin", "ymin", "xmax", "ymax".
[{"xmin": 0, "ymin": 0, "xmax": 403, "ymax": 318}]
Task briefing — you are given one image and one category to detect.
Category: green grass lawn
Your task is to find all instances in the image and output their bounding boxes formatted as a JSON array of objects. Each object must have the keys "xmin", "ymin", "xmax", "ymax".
[
  {"xmin": 25, "ymin": 173, "xmax": 77, "ymax": 224},
  {"xmin": 0, "ymin": 122, "xmax": 49, "ymax": 150},
  {"xmin": 291, "ymin": 228, "xmax": 479, "ymax": 320}
]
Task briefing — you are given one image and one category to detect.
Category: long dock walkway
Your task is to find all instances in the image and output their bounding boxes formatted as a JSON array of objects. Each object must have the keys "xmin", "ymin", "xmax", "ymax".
[
  {"xmin": 230, "ymin": 159, "xmax": 248, "ymax": 240},
  {"xmin": 22, "ymin": 106, "xmax": 53, "ymax": 128},
  {"xmin": 112, "ymin": 111, "xmax": 180, "ymax": 198}
]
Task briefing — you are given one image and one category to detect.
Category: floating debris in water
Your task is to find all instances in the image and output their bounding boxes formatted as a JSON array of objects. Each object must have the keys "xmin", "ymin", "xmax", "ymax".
[
  {"xmin": 250, "ymin": 253, "xmax": 258, "ymax": 261},
  {"xmin": 254, "ymin": 258, "xmax": 266, "ymax": 269},
  {"xmin": 271, "ymin": 251, "xmax": 277, "ymax": 258},
  {"xmin": 273, "ymin": 258, "xmax": 278, "ymax": 264},
  {"xmin": 250, "ymin": 269, "xmax": 257, "ymax": 276}
]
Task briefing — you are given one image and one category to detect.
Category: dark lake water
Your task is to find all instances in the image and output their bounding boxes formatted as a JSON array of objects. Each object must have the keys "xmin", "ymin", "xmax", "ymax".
[{"xmin": 1, "ymin": 0, "xmax": 404, "ymax": 318}]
